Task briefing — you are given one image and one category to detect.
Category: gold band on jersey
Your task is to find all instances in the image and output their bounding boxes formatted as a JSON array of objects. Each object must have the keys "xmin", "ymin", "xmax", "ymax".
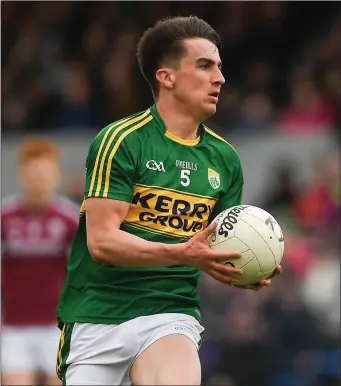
[
  {"xmin": 103, "ymin": 114, "xmax": 153, "ymax": 197},
  {"xmin": 134, "ymin": 183, "xmax": 218, "ymax": 201},
  {"xmin": 88, "ymin": 116, "xmax": 131, "ymax": 196},
  {"xmin": 95, "ymin": 110, "xmax": 151, "ymax": 196},
  {"xmin": 125, "ymin": 184, "xmax": 215, "ymax": 238},
  {"xmin": 88, "ymin": 110, "xmax": 150, "ymax": 197}
]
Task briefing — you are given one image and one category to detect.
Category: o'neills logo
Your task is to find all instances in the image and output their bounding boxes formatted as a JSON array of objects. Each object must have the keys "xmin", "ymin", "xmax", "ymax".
[{"xmin": 124, "ymin": 184, "xmax": 217, "ymax": 238}]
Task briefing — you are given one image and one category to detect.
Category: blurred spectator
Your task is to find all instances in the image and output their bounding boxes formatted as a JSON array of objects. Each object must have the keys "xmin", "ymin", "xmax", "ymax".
[
  {"xmin": 283, "ymin": 230, "xmax": 316, "ymax": 278},
  {"xmin": 1, "ymin": 137, "xmax": 79, "ymax": 386},
  {"xmin": 278, "ymin": 79, "xmax": 337, "ymax": 134},
  {"xmin": 292, "ymin": 150, "xmax": 340, "ymax": 239}
]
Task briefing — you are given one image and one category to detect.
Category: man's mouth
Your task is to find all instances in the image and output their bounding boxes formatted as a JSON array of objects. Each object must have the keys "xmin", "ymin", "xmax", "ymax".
[{"xmin": 208, "ymin": 92, "xmax": 219, "ymax": 103}]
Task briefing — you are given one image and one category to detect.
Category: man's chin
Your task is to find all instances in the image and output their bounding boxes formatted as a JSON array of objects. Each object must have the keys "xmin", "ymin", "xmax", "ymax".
[{"xmin": 202, "ymin": 104, "xmax": 217, "ymax": 120}]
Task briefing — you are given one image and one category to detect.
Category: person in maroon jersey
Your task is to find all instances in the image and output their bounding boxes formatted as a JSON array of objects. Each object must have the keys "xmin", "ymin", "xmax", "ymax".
[{"xmin": 1, "ymin": 137, "xmax": 79, "ymax": 386}]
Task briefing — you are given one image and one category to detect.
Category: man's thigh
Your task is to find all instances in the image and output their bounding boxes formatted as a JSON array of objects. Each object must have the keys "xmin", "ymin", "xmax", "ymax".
[
  {"xmin": 130, "ymin": 313, "xmax": 204, "ymax": 385},
  {"xmin": 130, "ymin": 334, "xmax": 201, "ymax": 385}
]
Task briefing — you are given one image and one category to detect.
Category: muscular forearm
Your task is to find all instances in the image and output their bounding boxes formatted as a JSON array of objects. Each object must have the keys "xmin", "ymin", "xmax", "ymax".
[{"xmin": 88, "ymin": 229, "xmax": 185, "ymax": 267}]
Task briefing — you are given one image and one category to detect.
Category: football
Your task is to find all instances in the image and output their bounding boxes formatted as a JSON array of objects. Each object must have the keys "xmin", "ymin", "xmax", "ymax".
[{"xmin": 208, "ymin": 205, "xmax": 284, "ymax": 285}]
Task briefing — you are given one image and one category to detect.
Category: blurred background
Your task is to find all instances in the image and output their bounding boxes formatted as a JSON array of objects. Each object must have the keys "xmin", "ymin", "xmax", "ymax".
[{"xmin": 1, "ymin": 1, "xmax": 340, "ymax": 386}]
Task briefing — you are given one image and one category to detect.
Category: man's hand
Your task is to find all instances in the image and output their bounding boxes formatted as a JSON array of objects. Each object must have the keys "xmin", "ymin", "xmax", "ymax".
[
  {"xmin": 181, "ymin": 221, "xmax": 243, "ymax": 285},
  {"xmin": 233, "ymin": 265, "xmax": 282, "ymax": 291}
]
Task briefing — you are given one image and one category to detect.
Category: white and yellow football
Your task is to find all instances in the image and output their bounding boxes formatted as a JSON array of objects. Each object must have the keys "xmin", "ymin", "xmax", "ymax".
[{"xmin": 208, "ymin": 205, "xmax": 284, "ymax": 285}]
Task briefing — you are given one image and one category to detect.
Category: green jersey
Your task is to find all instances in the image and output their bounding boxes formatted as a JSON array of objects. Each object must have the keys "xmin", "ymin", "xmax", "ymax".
[{"xmin": 57, "ymin": 105, "xmax": 243, "ymax": 326}]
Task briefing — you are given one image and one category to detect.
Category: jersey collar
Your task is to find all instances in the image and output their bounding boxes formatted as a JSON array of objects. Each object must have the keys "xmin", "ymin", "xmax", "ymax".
[{"xmin": 150, "ymin": 104, "xmax": 205, "ymax": 147}]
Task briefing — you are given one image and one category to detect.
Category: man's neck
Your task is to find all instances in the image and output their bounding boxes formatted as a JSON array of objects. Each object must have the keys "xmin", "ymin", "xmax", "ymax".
[{"xmin": 156, "ymin": 98, "xmax": 200, "ymax": 141}]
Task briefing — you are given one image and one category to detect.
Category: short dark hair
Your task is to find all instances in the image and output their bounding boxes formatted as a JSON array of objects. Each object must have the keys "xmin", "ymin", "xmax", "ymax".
[{"xmin": 137, "ymin": 16, "xmax": 222, "ymax": 98}]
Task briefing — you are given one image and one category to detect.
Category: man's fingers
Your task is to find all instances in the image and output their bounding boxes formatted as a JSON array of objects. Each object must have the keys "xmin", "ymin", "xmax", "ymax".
[
  {"xmin": 195, "ymin": 222, "xmax": 242, "ymax": 261},
  {"xmin": 267, "ymin": 265, "xmax": 282, "ymax": 279},
  {"xmin": 200, "ymin": 221, "xmax": 218, "ymax": 240},
  {"xmin": 207, "ymin": 268, "xmax": 241, "ymax": 286},
  {"xmin": 258, "ymin": 279, "xmax": 271, "ymax": 286},
  {"xmin": 209, "ymin": 250, "xmax": 242, "ymax": 261},
  {"xmin": 211, "ymin": 260, "xmax": 243, "ymax": 276},
  {"xmin": 234, "ymin": 278, "xmax": 271, "ymax": 291}
]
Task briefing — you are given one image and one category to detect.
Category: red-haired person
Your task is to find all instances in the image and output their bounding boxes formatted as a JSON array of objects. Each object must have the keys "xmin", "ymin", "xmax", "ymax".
[{"xmin": 1, "ymin": 137, "xmax": 79, "ymax": 386}]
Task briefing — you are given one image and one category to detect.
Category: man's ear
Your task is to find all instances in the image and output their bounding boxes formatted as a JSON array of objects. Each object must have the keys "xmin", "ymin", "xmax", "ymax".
[{"xmin": 156, "ymin": 68, "xmax": 176, "ymax": 89}]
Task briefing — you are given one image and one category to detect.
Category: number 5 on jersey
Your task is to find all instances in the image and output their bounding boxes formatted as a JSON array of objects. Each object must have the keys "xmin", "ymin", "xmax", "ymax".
[{"xmin": 180, "ymin": 170, "xmax": 191, "ymax": 187}]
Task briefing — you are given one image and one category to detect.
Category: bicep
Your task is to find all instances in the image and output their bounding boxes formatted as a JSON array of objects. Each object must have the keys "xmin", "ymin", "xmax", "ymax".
[{"xmin": 86, "ymin": 198, "xmax": 130, "ymax": 239}]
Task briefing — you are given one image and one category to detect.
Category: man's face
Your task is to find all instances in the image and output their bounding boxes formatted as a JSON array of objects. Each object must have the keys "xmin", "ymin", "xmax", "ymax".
[
  {"xmin": 171, "ymin": 38, "xmax": 225, "ymax": 121},
  {"xmin": 19, "ymin": 157, "xmax": 61, "ymax": 201}
]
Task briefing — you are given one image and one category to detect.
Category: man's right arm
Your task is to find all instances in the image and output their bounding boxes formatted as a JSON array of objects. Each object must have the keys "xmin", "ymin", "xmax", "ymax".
[
  {"xmin": 84, "ymin": 115, "xmax": 188, "ymax": 267},
  {"xmin": 86, "ymin": 197, "xmax": 243, "ymax": 287},
  {"xmin": 86, "ymin": 197, "xmax": 185, "ymax": 267}
]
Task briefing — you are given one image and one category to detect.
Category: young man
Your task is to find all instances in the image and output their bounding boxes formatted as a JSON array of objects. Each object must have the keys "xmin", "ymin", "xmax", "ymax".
[
  {"xmin": 1, "ymin": 137, "xmax": 79, "ymax": 386},
  {"xmin": 56, "ymin": 16, "xmax": 281, "ymax": 385}
]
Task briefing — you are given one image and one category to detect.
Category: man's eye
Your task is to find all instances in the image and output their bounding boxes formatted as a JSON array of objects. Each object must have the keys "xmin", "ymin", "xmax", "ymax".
[{"xmin": 200, "ymin": 64, "xmax": 209, "ymax": 69}]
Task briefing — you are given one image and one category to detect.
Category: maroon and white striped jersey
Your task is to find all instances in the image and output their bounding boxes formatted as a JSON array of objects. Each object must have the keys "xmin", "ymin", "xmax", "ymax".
[{"xmin": 1, "ymin": 195, "xmax": 79, "ymax": 326}]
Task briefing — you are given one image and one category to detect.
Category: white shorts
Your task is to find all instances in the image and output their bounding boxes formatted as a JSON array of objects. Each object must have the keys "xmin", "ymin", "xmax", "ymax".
[
  {"xmin": 2, "ymin": 325, "xmax": 60, "ymax": 375},
  {"xmin": 58, "ymin": 313, "xmax": 204, "ymax": 386}
]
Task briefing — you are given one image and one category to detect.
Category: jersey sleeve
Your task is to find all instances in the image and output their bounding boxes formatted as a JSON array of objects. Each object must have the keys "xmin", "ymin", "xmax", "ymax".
[
  {"xmin": 84, "ymin": 131, "xmax": 139, "ymax": 202},
  {"xmin": 211, "ymin": 153, "xmax": 244, "ymax": 220}
]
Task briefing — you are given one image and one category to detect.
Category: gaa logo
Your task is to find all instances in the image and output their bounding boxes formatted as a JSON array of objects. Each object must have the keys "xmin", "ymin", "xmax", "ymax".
[{"xmin": 146, "ymin": 160, "xmax": 166, "ymax": 172}]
